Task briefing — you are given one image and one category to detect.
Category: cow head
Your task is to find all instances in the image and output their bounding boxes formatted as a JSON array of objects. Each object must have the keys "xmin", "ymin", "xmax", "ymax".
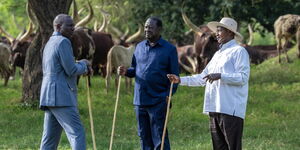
[
  {"xmin": 71, "ymin": 27, "xmax": 95, "ymax": 60},
  {"xmin": 0, "ymin": 22, "xmax": 34, "ymax": 70},
  {"xmin": 182, "ymin": 9, "xmax": 219, "ymax": 72},
  {"xmin": 199, "ymin": 32, "xmax": 219, "ymax": 66}
]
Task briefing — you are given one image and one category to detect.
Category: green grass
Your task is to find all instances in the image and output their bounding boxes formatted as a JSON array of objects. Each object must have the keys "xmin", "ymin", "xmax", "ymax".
[{"xmin": 1, "ymin": 47, "xmax": 300, "ymax": 149}]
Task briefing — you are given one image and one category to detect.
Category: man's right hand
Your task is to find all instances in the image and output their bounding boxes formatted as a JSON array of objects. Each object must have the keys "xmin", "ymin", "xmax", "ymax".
[
  {"xmin": 167, "ymin": 74, "xmax": 180, "ymax": 83},
  {"xmin": 117, "ymin": 66, "xmax": 127, "ymax": 76}
]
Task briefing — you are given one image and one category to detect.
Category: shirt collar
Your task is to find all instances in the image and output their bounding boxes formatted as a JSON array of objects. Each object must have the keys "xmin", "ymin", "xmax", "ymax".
[
  {"xmin": 145, "ymin": 37, "xmax": 163, "ymax": 47},
  {"xmin": 52, "ymin": 31, "xmax": 61, "ymax": 36},
  {"xmin": 219, "ymin": 39, "xmax": 237, "ymax": 51}
]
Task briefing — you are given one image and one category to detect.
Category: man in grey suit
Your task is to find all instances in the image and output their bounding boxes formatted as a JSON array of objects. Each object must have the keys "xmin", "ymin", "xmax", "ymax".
[{"xmin": 39, "ymin": 14, "xmax": 91, "ymax": 150}]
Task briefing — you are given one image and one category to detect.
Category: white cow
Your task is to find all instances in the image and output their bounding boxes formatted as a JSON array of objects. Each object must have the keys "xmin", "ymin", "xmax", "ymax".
[{"xmin": 105, "ymin": 45, "xmax": 135, "ymax": 92}]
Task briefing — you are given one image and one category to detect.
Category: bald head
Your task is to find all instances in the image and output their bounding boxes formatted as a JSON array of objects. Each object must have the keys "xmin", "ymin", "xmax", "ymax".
[
  {"xmin": 53, "ymin": 14, "xmax": 74, "ymax": 39},
  {"xmin": 53, "ymin": 14, "xmax": 72, "ymax": 30}
]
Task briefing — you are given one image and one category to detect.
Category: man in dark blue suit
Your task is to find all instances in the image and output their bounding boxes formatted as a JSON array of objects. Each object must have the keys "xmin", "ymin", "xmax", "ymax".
[
  {"xmin": 39, "ymin": 14, "xmax": 91, "ymax": 150},
  {"xmin": 118, "ymin": 17, "xmax": 179, "ymax": 150}
]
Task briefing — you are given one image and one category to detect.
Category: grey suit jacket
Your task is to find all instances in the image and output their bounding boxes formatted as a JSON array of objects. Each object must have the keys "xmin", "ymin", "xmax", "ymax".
[{"xmin": 39, "ymin": 32, "xmax": 87, "ymax": 109}]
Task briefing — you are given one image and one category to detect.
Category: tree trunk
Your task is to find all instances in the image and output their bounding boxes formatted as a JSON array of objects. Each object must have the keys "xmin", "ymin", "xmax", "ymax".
[{"xmin": 22, "ymin": 0, "xmax": 73, "ymax": 104}]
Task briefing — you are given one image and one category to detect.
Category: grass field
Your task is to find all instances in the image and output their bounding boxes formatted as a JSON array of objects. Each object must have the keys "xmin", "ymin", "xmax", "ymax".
[{"xmin": 1, "ymin": 47, "xmax": 300, "ymax": 150}]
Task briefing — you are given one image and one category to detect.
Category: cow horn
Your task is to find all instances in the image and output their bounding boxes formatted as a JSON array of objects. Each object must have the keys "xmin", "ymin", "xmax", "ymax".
[
  {"xmin": 12, "ymin": 14, "xmax": 23, "ymax": 31},
  {"xmin": 18, "ymin": 22, "xmax": 34, "ymax": 43},
  {"xmin": 125, "ymin": 24, "xmax": 143, "ymax": 44},
  {"xmin": 98, "ymin": 8, "xmax": 110, "ymax": 32},
  {"xmin": 26, "ymin": 2, "xmax": 38, "ymax": 28},
  {"xmin": 181, "ymin": 8, "xmax": 203, "ymax": 37},
  {"xmin": 71, "ymin": 0, "xmax": 80, "ymax": 23},
  {"xmin": 247, "ymin": 24, "xmax": 253, "ymax": 45},
  {"xmin": 0, "ymin": 26, "xmax": 14, "ymax": 44},
  {"xmin": 185, "ymin": 55, "xmax": 197, "ymax": 73},
  {"xmin": 108, "ymin": 24, "xmax": 123, "ymax": 38},
  {"xmin": 15, "ymin": 29, "xmax": 26, "ymax": 41},
  {"xmin": 94, "ymin": 21, "xmax": 98, "ymax": 32},
  {"xmin": 75, "ymin": 0, "xmax": 94, "ymax": 27},
  {"xmin": 178, "ymin": 58, "xmax": 194, "ymax": 74},
  {"xmin": 121, "ymin": 27, "xmax": 130, "ymax": 40}
]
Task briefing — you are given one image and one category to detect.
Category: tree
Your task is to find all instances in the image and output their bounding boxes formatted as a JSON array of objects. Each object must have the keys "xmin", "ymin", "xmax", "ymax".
[{"xmin": 22, "ymin": 0, "xmax": 73, "ymax": 104}]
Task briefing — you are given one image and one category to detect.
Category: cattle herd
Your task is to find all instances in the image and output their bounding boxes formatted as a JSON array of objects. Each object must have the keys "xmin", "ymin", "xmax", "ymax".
[{"xmin": 0, "ymin": 1, "xmax": 299, "ymax": 87}]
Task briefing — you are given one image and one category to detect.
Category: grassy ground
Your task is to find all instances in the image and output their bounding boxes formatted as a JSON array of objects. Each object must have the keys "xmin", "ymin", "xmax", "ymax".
[{"xmin": 0, "ymin": 47, "xmax": 300, "ymax": 150}]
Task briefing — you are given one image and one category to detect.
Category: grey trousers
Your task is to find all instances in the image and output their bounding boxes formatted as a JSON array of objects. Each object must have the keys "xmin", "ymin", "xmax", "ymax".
[
  {"xmin": 40, "ymin": 106, "xmax": 86, "ymax": 150},
  {"xmin": 209, "ymin": 112, "xmax": 244, "ymax": 150}
]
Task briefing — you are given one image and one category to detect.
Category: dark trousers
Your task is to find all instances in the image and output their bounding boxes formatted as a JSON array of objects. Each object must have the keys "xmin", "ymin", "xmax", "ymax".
[
  {"xmin": 135, "ymin": 101, "xmax": 170, "ymax": 150},
  {"xmin": 209, "ymin": 112, "xmax": 244, "ymax": 150}
]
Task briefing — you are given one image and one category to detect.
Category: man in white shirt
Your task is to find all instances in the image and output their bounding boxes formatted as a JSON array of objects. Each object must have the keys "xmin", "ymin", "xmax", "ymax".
[{"xmin": 167, "ymin": 17, "xmax": 250, "ymax": 150}]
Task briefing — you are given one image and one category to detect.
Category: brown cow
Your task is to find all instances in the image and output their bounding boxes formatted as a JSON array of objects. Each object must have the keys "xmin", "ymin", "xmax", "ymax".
[
  {"xmin": 71, "ymin": 27, "xmax": 95, "ymax": 86},
  {"xmin": 182, "ymin": 10, "xmax": 217, "ymax": 73},
  {"xmin": 91, "ymin": 32, "xmax": 114, "ymax": 77},
  {"xmin": 0, "ymin": 23, "xmax": 34, "ymax": 78}
]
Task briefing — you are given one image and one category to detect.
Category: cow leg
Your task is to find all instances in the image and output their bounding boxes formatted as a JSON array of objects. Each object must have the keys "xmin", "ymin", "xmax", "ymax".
[
  {"xmin": 283, "ymin": 38, "xmax": 290, "ymax": 63},
  {"xmin": 129, "ymin": 78, "xmax": 132, "ymax": 92},
  {"xmin": 4, "ymin": 74, "xmax": 9, "ymax": 86},
  {"xmin": 100, "ymin": 64, "xmax": 107, "ymax": 78},
  {"xmin": 88, "ymin": 76, "xmax": 91, "ymax": 87},
  {"xmin": 296, "ymin": 29, "xmax": 300, "ymax": 58},
  {"xmin": 77, "ymin": 75, "xmax": 81, "ymax": 85},
  {"xmin": 125, "ymin": 77, "xmax": 131, "ymax": 93},
  {"xmin": 9, "ymin": 66, "xmax": 16, "ymax": 80},
  {"xmin": 124, "ymin": 77, "xmax": 128, "ymax": 91},
  {"xmin": 115, "ymin": 76, "xmax": 119, "ymax": 92},
  {"xmin": 276, "ymin": 37, "xmax": 282, "ymax": 63},
  {"xmin": 105, "ymin": 74, "xmax": 110, "ymax": 94}
]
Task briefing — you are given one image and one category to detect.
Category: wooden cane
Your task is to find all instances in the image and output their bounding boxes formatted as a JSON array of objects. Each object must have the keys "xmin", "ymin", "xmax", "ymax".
[
  {"xmin": 109, "ymin": 75, "xmax": 122, "ymax": 150},
  {"xmin": 86, "ymin": 76, "xmax": 97, "ymax": 150},
  {"xmin": 160, "ymin": 82, "xmax": 174, "ymax": 150}
]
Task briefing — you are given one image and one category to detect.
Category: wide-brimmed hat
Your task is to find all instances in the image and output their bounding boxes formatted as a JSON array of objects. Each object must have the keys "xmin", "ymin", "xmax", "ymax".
[{"xmin": 207, "ymin": 17, "xmax": 243, "ymax": 42}]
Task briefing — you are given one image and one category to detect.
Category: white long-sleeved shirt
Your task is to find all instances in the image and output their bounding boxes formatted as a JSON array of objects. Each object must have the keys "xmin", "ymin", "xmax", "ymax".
[{"xmin": 180, "ymin": 39, "xmax": 250, "ymax": 119}]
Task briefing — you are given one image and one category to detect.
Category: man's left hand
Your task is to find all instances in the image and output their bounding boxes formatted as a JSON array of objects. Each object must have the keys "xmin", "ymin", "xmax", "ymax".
[{"xmin": 203, "ymin": 73, "xmax": 221, "ymax": 83}]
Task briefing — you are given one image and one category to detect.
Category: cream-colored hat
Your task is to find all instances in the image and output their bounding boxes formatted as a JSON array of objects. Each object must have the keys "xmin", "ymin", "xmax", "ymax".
[{"xmin": 207, "ymin": 17, "xmax": 243, "ymax": 42}]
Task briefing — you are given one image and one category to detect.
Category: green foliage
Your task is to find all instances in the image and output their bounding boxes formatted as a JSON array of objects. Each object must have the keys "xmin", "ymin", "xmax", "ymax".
[
  {"xmin": 0, "ymin": 0, "xmax": 28, "ymax": 37},
  {"xmin": 1, "ymin": 46, "xmax": 300, "ymax": 149},
  {"xmin": 1, "ymin": 0, "xmax": 300, "ymax": 44}
]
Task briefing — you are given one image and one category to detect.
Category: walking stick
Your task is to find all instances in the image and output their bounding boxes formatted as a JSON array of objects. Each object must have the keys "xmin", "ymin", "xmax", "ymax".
[
  {"xmin": 161, "ymin": 82, "xmax": 174, "ymax": 150},
  {"xmin": 109, "ymin": 75, "xmax": 122, "ymax": 150},
  {"xmin": 86, "ymin": 76, "xmax": 97, "ymax": 150}
]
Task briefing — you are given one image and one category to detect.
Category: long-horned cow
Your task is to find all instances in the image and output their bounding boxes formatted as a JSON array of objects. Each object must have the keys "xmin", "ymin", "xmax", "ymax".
[
  {"xmin": 0, "ymin": 22, "xmax": 34, "ymax": 77},
  {"xmin": 181, "ymin": 10, "xmax": 219, "ymax": 73},
  {"xmin": 105, "ymin": 25, "xmax": 143, "ymax": 92},
  {"xmin": 182, "ymin": 9, "xmax": 282, "ymax": 71},
  {"xmin": 274, "ymin": 14, "xmax": 300, "ymax": 63}
]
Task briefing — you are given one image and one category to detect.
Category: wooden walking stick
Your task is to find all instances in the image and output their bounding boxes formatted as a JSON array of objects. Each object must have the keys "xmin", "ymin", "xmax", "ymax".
[
  {"xmin": 161, "ymin": 82, "xmax": 174, "ymax": 150},
  {"xmin": 86, "ymin": 76, "xmax": 97, "ymax": 150},
  {"xmin": 109, "ymin": 75, "xmax": 122, "ymax": 150}
]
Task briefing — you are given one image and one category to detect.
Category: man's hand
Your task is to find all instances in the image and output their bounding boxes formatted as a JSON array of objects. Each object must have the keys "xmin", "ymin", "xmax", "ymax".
[
  {"xmin": 81, "ymin": 59, "xmax": 91, "ymax": 67},
  {"xmin": 117, "ymin": 66, "xmax": 127, "ymax": 76},
  {"xmin": 80, "ymin": 59, "xmax": 93, "ymax": 76},
  {"xmin": 167, "ymin": 74, "xmax": 180, "ymax": 83},
  {"xmin": 203, "ymin": 73, "xmax": 221, "ymax": 83}
]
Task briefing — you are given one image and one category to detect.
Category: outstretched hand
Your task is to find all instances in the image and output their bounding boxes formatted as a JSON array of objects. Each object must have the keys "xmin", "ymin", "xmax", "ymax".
[
  {"xmin": 203, "ymin": 73, "xmax": 221, "ymax": 83},
  {"xmin": 167, "ymin": 74, "xmax": 180, "ymax": 83}
]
